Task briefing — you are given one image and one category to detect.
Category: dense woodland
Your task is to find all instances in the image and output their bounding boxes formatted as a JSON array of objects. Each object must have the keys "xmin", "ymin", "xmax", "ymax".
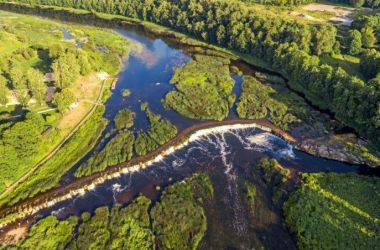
[
  {"xmin": 241, "ymin": 0, "xmax": 380, "ymax": 8},
  {"xmin": 7, "ymin": 0, "xmax": 380, "ymax": 147},
  {"xmin": 10, "ymin": 173, "xmax": 213, "ymax": 250},
  {"xmin": 284, "ymin": 173, "xmax": 380, "ymax": 249}
]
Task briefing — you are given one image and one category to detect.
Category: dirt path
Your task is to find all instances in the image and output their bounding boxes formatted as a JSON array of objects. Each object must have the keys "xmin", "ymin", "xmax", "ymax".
[
  {"xmin": 0, "ymin": 74, "xmax": 107, "ymax": 200},
  {"xmin": 301, "ymin": 3, "xmax": 355, "ymax": 25}
]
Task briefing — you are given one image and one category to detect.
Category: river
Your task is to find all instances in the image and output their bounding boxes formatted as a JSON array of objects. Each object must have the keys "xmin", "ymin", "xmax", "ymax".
[{"xmin": 0, "ymin": 19, "xmax": 375, "ymax": 249}]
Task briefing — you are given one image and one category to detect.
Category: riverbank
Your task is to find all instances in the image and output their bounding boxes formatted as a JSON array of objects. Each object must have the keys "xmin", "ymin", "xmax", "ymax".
[
  {"xmin": 0, "ymin": 115, "xmax": 377, "ymax": 234},
  {"xmin": 0, "ymin": 119, "xmax": 289, "ymax": 227},
  {"xmin": 1, "ymin": 1, "xmax": 378, "ymax": 168},
  {"xmin": 0, "ymin": 2, "xmax": 377, "ymax": 226}
]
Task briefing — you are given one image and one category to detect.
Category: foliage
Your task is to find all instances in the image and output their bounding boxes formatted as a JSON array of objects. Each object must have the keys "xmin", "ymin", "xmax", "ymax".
[
  {"xmin": 244, "ymin": 181, "xmax": 256, "ymax": 210},
  {"xmin": 17, "ymin": 216, "xmax": 78, "ymax": 250},
  {"xmin": 76, "ymin": 207, "xmax": 111, "ymax": 249},
  {"xmin": 151, "ymin": 173, "xmax": 213, "ymax": 250},
  {"xmin": 114, "ymin": 108, "xmax": 135, "ymax": 130},
  {"xmin": 75, "ymin": 196, "xmax": 154, "ymax": 250},
  {"xmin": 10, "ymin": 66, "xmax": 29, "ymax": 106},
  {"xmin": 140, "ymin": 101, "xmax": 148, "ymax": 111},
  {"xmin": 5, "ymin": 0, "xmax": 380, "ymax": 146},
  {"xmin": 352, "ymin": 13, "xmax": 380, "ymax": 42},
  {"xmin": 134, "ymin": 131, "xmax": 158, "ymax": 156},
  {"xmin": 0, "ymin": 106, "xmax": 107, "ymax": 206},
  {"xmin": 122, "ymin": 89, "xmax": 130, "ymax": 97},
  {"xmin": 164, "ymin": 55, "xmax": 235, "ymax": 121},
  {"xmin": 52, "ymin": 52, "xmax": 81, "ymax": 89},
  {"xmin": 0, "ymin": 74, "xmax": 8, "ymax": 105},
  {"xmin": 53, "ymin": 89, "xmax": 76, "ymax": 113},
  {"xmin": 237, "ymin": 76, "xmax": 299, "ymax": 130},
  {"xmin": 360, "ymin": 49, "xmax": 380, "ymax": 79},
  {"xmin": 347, "ymin": 30, "xmax": 362, "ymax": 56},
  {"xmin": 12, "ymin": 174, "xmax": 212, "ymax": 250},
  {"xmin": 284, "ymin": 173, "xmax": 380, "ymax": 250},
  {"xmin": 26, "ymin": 68, "xmax": 46, "ymax": 105},
  {"xmin": 257, "ymin": 157, "xmax": 290, "ymax": 202},
  {"xmin": 361, "ymin": 26, "xmax": 377, "ymax": 49},
  {"xmin": 134, "ymin": 110, "xmax": 177, "ymax": 156},
  {"xmin": 0, "ymin": 112, "xmax": 45, "ymax": 193},
  {"xmin": 74, "ymin": 131, "xmax": 135, "ymax": 177}
]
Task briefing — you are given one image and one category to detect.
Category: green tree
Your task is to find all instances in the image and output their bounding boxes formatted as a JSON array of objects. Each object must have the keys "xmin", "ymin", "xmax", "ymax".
[
  {"xmin": 53, "ymin": 89, "xmax": 76, "ymax": 113},
  {"xmin": 313, "ymin": 24, "xmax": 337, "ymax": 56},
  {"xmin": 26, "ymin": 68, "xmax": 47, "ymax": 105},
  {"xmin": 52, "ymin": 53, "xmax": 80, "ymax": 89},
  {"xmin": 347, "ymin": 30, "xmax": 362, "ymax": 56},
  {"xmin": 361, "ymin": 26, "xmax": 377, "ymax": 48},
  {"xmin": 19, "ymin": 216, "xmax": 77, "ymax": 250},
  {"xmin": 349, "ymin": 0, "xmax": 365, "ymax": 7},
  {"xmin": 78, "ymin": 52, "xmax": 92, "ymax": 75},
  {"xmin": 360, "ymin": 49, "xmax": 380, "ymax": 78},
  {"xmin": 0, "ymin": 74, "xmax": 8, "ymax": 105},
  {"xmin": 10, "ymin": 66, "xmax": 29, "ymax": 106},
  {"xmin": 114, "ymin": 109, "xmax": 135, "ymax": 130}
]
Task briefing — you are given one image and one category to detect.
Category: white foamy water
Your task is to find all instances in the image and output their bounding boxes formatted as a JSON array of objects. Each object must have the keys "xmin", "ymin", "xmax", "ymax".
[
  {"xmin": 0, "ymin": 123, "xmax": 295, "ymax": 229},
  {"xmin": 248, "ymin": 132, "xmax": 296, "ymax": 159}
]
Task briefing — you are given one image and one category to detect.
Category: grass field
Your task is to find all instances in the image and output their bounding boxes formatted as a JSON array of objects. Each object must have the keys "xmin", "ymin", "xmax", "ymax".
[{"xmin": 0, "ymin": 11, "xmax": 131, "ymax": 199}]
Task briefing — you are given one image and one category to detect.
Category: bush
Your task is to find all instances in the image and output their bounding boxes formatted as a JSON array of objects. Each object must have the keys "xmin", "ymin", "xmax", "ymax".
[
  {"xmin": 163, "ymin": 55, "xmax": 235, "ymax": 121},
  {"xmin": 114, "ymin": 108, "xmax": 135, "ymax": 130}
]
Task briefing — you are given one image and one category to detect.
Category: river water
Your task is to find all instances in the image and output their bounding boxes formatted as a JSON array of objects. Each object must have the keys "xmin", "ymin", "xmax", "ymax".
[{"xmin": 6, "ymin": 24, "xmax": 373, "ymax": 249}]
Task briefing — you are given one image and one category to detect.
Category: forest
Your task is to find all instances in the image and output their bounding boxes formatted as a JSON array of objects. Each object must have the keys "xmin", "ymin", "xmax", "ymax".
[
  {"xmin": 284, "ymin": 173, "xmax": 380, "ymax": 249},
  {"xmin": 5, "ymin": 0, "xmax": 379, "ymax": 147},
  {"xmin": 10, "ymin": 173, "xmax": 213, "ymax": 250},
  {"xmin": 0, "ymin": 1, "xmax": 379, "ymax": 249}
]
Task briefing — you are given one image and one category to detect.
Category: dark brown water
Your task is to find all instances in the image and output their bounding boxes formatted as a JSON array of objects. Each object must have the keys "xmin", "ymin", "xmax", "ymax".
[{"xmin": 4, "ymin": 22, "xmax": 374, "ymax": 250}]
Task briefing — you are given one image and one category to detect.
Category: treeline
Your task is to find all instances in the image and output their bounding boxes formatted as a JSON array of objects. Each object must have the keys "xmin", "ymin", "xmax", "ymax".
[
  {"xmin": 239, "ymin": 0, "xmax": 314, "ymax": 6},
  {"xmin": 11, "ymin": 173, "xmax": 213, "ymax": 250},
  {"xmin": 6, "ymin": 0, "xmax": 380, "ymax": 145},
  {"xmin": 241, "ymin": 0, "xmax": 379, "ymax": 7}
]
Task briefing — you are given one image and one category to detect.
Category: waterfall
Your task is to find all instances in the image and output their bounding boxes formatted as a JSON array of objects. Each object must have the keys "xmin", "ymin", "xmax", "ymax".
[{"xmin": 0, "ymin": 122, "xmax": 295, "ymax": 229}]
